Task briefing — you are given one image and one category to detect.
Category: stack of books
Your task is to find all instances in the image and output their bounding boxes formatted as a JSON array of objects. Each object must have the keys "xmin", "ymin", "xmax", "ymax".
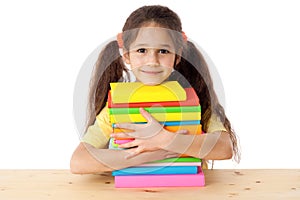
[{"xmin": 107, "ymin": 81, "xmax": 205, "ymax": 188}]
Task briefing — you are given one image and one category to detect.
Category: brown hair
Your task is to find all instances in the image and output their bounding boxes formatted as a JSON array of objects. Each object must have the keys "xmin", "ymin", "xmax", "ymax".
[{"xmin": 86, "ymin": 5, "xmax": 240, "ymax": 162}]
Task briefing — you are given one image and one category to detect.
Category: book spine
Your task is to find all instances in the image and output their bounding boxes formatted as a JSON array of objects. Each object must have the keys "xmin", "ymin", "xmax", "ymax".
[
  {"xmin": 110, "ymin": 112, "xmax": 201, "ymax": 123},
  {"xmin": 112, "ymin": 166, "xmax": 198, "ymax": 176},
  {"xmin": 164, "ymin": 124, "xmax": 202, "ymax": 134},
  {"xmin": 114, "ymin": 169, "xmax": 205, "ymax": 188},
  {"xmin": 108, "ymin": 87, "xmax": 200, "ymax": 108},
  {"xmin": 114, "ymin": 139, "xmax": 134, "ymax": 144},
  {"xmin": 111, "ymin": 120, "xmax": 201, "ymax": 127},
  {"xmin": 137, "ymin": 162, "xmax": 202, "ymax": 167},
  {"xmin": 152, "ymin": 157, "xmax": 202, "ymax": 163},
  {"xmin": 110, "ymin": 81, "xmax": 187, "ymax": 103},
  {"xmin": 163, "ymin": 120, "xmax": 201, "ymax": 126},
  {"xmin": 108, "ymin": 138, "xmax": 125, "ymax": 150},
  {"xmin": 114, "ymin": 124, "xmax": 202, "ymax": 135},
  {"xmin": 109, "ymin": 105, "xmax": 201, "ymax": 114}
]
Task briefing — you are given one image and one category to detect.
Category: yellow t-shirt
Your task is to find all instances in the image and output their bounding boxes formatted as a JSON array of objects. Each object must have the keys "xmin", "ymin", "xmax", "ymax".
[
  {"xmin": 81, "ymin": 105, "xmax": 227, "ymax": 169},
  {"xmin": 81, "ymin": 106, "xmax": 112, "ymax": 148}
]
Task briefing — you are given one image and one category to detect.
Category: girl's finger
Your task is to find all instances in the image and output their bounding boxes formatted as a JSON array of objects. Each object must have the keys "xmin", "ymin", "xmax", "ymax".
[
  {"xmin": 124, "ymin": 147, "xmax": 143, "ymax": 159},
  {"xmin": 176, "ymin": 129, "xmax": 188, "ymax": 134},
  {"xmin": 124, "ymin": 148, "xmax": 138, "ymax": 159},
  {"xmin": 118, "ymin": 140, "xmax": 138, "ymax": 149},
  {"xmin": 114, "ymin": 123, "xmax": 136, "ymax": 130},
  {"xmin": 125, "ymin": 151, "xmax": 138, "ymax": 159},
  {"xmin": 139, "ymin": 107, "xmax": 153, "ymax": 122},
  {"xmin": 110, "ymin": 132, "xmax": 134, "ymax": 139},
  {"xmin": 166, "ymin": 153, "xmax": 180, "ymax": 158}
]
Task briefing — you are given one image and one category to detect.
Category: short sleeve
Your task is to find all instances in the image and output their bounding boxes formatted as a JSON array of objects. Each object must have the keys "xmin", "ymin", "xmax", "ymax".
[
  {"xmin": 206, "ymin": 114, "xmax": 227, "ymax": 133},
  {"xmin": 81, "ymin": 106, "xmax": 112, "ymax": 148}
]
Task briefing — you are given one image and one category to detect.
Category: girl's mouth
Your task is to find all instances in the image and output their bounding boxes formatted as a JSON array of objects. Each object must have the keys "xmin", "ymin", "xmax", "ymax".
[{"xmin": 140, "ymin": 70, "xmax": 162, "ymax": 75}]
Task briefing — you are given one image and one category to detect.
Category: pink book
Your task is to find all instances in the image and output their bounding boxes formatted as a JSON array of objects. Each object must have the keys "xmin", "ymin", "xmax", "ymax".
[
  {"xmin": 114, "ymin": 139, "xmax": 134, "ymax": 144},
  {"xmin": 114, "ymin": 167, "xmax": 205, "ymax": 188}
]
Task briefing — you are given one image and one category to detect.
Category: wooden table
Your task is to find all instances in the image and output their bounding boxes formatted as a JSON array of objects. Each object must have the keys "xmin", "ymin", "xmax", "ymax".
[{"xmin": 0, "ymin": 169, "xmax": 299, "ymax": 199}]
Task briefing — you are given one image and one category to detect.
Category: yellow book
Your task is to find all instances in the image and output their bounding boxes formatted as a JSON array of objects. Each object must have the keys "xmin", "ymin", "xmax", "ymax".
[
  {"xmin": 110, "ymin": 81, "xmax": 186, "ymax": 104},
  {"xmin": 109, "ymin": 112, "xmax": 201, "ymax": 123}
]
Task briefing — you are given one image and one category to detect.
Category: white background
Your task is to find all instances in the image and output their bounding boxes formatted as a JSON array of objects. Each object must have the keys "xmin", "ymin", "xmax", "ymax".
[{"xmin": 1, "ymin": 0, "xmax": 299, "ymax": 169}]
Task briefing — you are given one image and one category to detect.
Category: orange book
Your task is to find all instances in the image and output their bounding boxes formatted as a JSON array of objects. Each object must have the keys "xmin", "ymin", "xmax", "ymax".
[{"xmin": 114, "ymin": 124, "xmax": 202, "ymax": 135}]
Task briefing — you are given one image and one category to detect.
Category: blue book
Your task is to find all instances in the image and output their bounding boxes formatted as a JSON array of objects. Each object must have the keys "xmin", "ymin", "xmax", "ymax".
[
  {"xmin": 112, "ymin": 166, "xmax": 198, "ymax": 176},
  {"xmin": 162, "ymin": 120, "xmax": 200, "ymax": 126}
]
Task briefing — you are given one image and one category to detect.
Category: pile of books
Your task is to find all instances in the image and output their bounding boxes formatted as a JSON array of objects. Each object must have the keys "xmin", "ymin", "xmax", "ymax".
[{"xmin": 108, "ymin": 81, "xmax": 205, "ymax": 188}]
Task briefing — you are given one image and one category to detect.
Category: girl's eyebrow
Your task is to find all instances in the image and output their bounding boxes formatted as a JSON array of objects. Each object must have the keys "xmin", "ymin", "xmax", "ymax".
[{"xmin": 132, "ymin": 43, "xmax": 173, "ymax": 49}]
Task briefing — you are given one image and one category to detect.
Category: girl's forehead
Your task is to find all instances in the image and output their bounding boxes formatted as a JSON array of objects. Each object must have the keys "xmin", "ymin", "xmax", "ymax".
[{"xmin": 131, "ymin": 27, "xmax": 175, "ymax": 49}]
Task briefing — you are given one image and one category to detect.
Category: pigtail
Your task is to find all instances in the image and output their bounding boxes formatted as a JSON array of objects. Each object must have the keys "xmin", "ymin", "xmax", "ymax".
[
  {"xmin": 176, "ymin": 41, "xmax": 240, "ymax": 162},
  {"xmin": 85, "ymin": 40, "xmax": 128, "ymax": 133},
  {"xmin": 175, "ymin": 41, "xmax": 214, "ymax": 131}
]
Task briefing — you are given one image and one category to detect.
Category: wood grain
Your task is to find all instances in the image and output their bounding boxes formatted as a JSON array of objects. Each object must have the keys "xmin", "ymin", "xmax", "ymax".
[{"xmin": 0, "ymin": 169, "xmax": 299, "ymax": 199}]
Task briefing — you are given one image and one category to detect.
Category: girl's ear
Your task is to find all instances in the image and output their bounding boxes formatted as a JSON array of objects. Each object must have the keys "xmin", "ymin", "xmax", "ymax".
[
  {"xmin": 122, "ymin": 52, "xmax": 131, "ymax": 65},
  {"xmin": 175, "ymin": 55, "xmax": 181, "ymax": 65},
  {"xmin": 175, "ymin": 48, "xmax": 183, "ymax": 65}
]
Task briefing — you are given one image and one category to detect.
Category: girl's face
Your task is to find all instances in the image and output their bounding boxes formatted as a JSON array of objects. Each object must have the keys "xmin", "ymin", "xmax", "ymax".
[{"xmin": 123, "ymin": 26, "xmax": 180, "ymax": 85}]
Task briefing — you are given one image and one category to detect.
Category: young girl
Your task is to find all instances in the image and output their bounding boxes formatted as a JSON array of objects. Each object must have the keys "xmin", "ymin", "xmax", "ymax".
[{"xmin": 70, "ymin": 5, "xmax": 239, "ymax": 174}]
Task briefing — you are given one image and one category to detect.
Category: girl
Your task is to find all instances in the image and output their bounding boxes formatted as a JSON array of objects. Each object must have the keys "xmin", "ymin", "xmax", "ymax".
[{"xmin": 70, "ymin": 5, "xmax": 239, "ymax": 174}]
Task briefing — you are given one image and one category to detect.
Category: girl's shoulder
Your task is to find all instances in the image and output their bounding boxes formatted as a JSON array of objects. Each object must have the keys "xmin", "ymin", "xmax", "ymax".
[
  {"xmin": 206, "ymin": 114, "xmax": 227, "ymax": 133},
  {"xmin": 96, "ymin": 104, "xmax": 109, "ymax": 121}
]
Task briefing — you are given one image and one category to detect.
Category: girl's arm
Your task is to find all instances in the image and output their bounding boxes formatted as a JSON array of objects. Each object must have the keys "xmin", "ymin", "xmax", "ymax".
[
  {"xmin": 70, "ymin": 142, "xmax": 178, "ymax": 174},
  {"xmin": 112, "ymin": 108, "xmax": 233, "ymax": 160},
  {"xmin": 159, "ymin": 130, "xmax": 233, "ymax": 160}
]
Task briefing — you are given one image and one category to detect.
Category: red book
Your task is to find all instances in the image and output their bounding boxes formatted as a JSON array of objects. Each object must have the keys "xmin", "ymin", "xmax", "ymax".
[{"xmin": 108, "ymin": 87, "xmax": 199, "ymax": 108}]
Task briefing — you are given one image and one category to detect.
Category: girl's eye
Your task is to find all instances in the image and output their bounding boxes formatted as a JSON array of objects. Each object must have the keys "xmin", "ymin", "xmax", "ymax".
[
  {"xmin": 137, "ymin": 48, "xmax": 146, "ymax": 53},
  {"xmin": 159, "ymin": 49, "xmax": 170, "ymax": 54}
]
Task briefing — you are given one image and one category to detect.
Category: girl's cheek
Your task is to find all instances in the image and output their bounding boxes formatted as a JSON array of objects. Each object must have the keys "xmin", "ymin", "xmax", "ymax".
[
  {"xmin": 162, "ymin": 60, "xmax": 175, "ymax": 68},
  {"xmin": 130, "ymin": 57, "xmax": 145, "ymax": 68}
]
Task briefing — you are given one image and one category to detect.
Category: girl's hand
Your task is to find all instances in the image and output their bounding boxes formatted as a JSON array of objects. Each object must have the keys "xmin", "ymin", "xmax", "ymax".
[
  {"xmin": 111, "ymin": 108, "xmax": 187, "ymax": 159},
  {"xmin": 124, "ymin": 148, "xmax": 180, "ymax": 161}
]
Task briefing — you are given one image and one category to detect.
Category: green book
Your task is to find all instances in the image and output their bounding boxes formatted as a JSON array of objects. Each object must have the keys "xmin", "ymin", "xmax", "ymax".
[
  {"xmin": 110, "ymin": 112, "xmax": 201, "ymax": 123},
  {"xmin": 108, "ymin": 105, "xmax": 201, "ymax": 114},
  {"xmin": 151, "ymin": 157, "xmax": 202, "ymax": 163}
]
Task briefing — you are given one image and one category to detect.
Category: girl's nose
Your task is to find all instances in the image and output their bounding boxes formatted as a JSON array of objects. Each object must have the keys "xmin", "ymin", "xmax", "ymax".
[{"xmin": 147, "ymin": 51, "xmax": 159, "ymax": 65}]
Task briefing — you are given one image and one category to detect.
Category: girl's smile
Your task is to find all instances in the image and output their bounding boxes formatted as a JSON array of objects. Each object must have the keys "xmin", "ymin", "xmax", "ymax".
[
  {"xmin": 141, "ymin": 70, "xmax": 163, "ymax": 75},
  {"xmin": 139, "ymin": 66, "xmax": 165, "ymax": 75}
]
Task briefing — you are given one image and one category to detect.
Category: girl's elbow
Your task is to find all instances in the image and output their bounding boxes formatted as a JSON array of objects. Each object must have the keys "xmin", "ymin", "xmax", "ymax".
[
  {"xmin": 70, "ymin": 161, "xmax": 80, "ymax": 174},
  {"xmin": 70, "ymin": 143, "xmax": 112, "ymax": 174},
  {"xmin": 209, "ymin": 132, "xmax": 233, "ymax": 160},
  {"xmin": 70, "ymin": 143, "xmax": 91, "ymax": 174},
  {"xmin": 223, "ymin": 145, "xmax": 233, "ymax": 160},
  {"xmin": 220, "ymin": 132, "xmax": 234, "ymax": 159},
  {"xmin": 210, "ymin": 142, "xmax": 233, "ymax": 160},
  {"xmin": 70, "ymin": 153, "xmax": 85, "ymax": 174}
]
